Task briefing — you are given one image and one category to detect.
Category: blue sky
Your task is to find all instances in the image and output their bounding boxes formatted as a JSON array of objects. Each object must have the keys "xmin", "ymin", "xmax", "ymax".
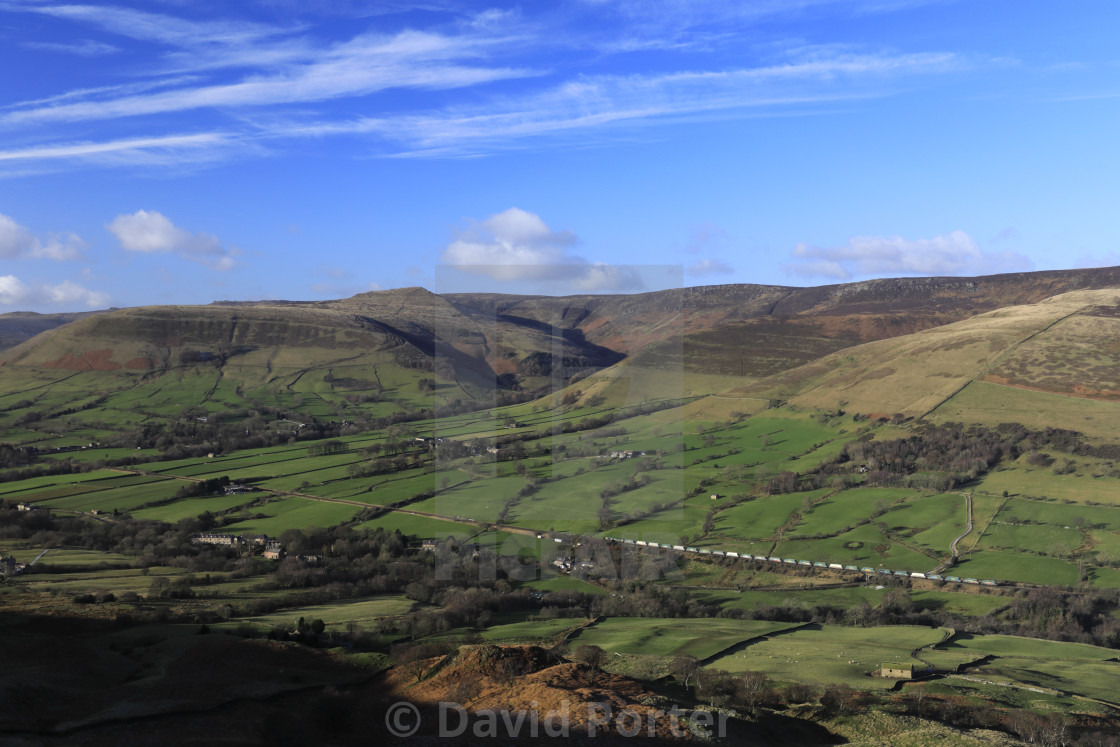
[{"xmin": 1, "ymin": 0, "xmax": 1118, "ymax": 311}]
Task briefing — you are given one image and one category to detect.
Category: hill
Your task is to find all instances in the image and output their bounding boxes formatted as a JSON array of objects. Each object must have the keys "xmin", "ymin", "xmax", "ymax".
[
  {"xmin": 5, "ymin": 267, "xmax": 1120, "ymax": 446},
  {"xmin": 0, "ymin": 288, "xmax": 624, "ymax": 445},
  {"xmin": 450, "ymin": 266, "xmax": 1120, "ymax": 382},
  {"xmin": 0, "ymin": 309, "xmax": 106, "ymax": 351},
  {"xmin": 712, "ymin": 287, "xmax": 1120, "ymax": 437}
]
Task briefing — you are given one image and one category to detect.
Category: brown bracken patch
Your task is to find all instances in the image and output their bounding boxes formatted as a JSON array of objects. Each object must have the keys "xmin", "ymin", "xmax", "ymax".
[
  {"xmin": 42, "ymin": 349, "xmax": 121, "ymax": 371},
  {"xmin": 982, "ymin": 374, "xmax": 1120, "ymax": 401},
  {"xmin": 381, "ymin": 644, "xmax": 696, "ymax": 741}
]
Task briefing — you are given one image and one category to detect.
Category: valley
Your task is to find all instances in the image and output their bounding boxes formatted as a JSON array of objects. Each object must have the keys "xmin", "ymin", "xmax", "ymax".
[{"xmin": 4, "ymin": 272, "xmax": 1120, "ymax": 744}]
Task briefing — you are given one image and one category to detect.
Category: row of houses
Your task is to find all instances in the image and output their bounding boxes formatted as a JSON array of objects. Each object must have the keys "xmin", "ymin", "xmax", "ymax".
[
  {"xmin": 602, "ymin": 537, "xmax": 1002, "ymax": 586},
  {"xmin": 189, "ymin": 533, "xmax": 322, "ymax": 564}
]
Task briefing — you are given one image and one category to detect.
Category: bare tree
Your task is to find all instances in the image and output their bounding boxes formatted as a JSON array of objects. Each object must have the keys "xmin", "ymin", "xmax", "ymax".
[
  {"xmin": 670, "ymin": 655, "xmax": 700, "ymax": 688},
  {"xmin": 572, "ymin": 644, "xmax": 607, "ymax": 683}
]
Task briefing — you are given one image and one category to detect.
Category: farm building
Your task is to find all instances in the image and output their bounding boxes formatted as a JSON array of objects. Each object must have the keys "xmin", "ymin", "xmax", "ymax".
[{"xmin": 879, "ymin": 664, "xmax": 914, "ymax": 679}]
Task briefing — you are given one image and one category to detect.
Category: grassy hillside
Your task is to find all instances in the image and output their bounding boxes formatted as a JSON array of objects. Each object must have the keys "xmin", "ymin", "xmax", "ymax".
[
  {"xmin": 0, "ymin": 309, "xmax": 107, "ymax": 352},
  {"xmin": 717, "ymin": 288, "xmax": 1120, "ymax": 429}
]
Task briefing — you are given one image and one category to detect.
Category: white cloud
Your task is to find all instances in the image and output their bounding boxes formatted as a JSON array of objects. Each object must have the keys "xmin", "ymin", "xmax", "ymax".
[
  {"xmin": 107, "ymin": 210, "xmax": 238, "ymax": 270},
  {"xmin": 0, "ymin": 274, "xmax": 108, "ymax": 308},
  {"xmin": 686, "ymin": 258, "xmax": 734, "ymax": 276},
  {"xmin": 441, "ymin": 207, "xmax": 643, "ymax": 291},
  {"xmin": 46, "ymin": 279, "xmax": 110, "ymax": 306},
  {"xmin": 0, "ymin": 213, "xmax": 87, "ymax": 261},
  {"xmin": 785, "ymin": 230, "xmax": 1032, "ymax": 280},
  {"xmin": 570, "ymin": 263, "xmax": 645, "ymax": 292},
  {"xmin": 442, "ymin": 207, "xmax": 579, "ymax": 279},
  {"xmin": 29, "ymin": 232, "xmax": 87, "ymax": 261},
  {"xmin": 0, "ymin": 275, "xmax": 29, "ymax": 305},
  {"xmin": 0, "ymin": 214, "xmax": 35, "ymax": 258}
]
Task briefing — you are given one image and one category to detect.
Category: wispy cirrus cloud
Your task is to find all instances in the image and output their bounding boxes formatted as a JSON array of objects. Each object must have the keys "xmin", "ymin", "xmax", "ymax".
[
  {"xmin": 22, "ymin": 39, "xmax": 120, "ymax": 56},
  {"xmin": 3, "ymin": 28, "xmax": 535, "ymax": 127},
  {"xmin": 784, "ymin": 230, "xmax": 1032, "ymax": 280},
  {"xmin": 574, "ymin": 0, "xmax": 957, "ymax": 52},
  {"xmin": 16, "ymin": 3, "xmax": 286, "ymax": 51},
  {"xmin": 0, "ymin": 132, "xmax": 242, "ymax": 172},
  {"xmin": 282, "ymin": 50, "xmax": 957, "ymax": 156},
  {"xmin": 0, "ymin": 1, "xmax": 964, "ymax": 171},
  {"xmin": 1, "ymin": 76, "xmax": 205, "ymax": 112}
]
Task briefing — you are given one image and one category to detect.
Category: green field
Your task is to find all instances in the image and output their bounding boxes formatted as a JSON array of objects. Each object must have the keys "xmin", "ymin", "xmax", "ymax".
[
  {"xmin": 568, "ymin": 617, "xmax": 803, "ymax": 660},
  {"xmin": 0, "ymin": 470, "xmax": 126, "ymax": 498},
  {"xmin": 775, "ymin": 522, "xmax": 939, "ymax": 571},
  {"xmin": 927, "ymin": 633, "xmax": 1120, "ymax": 704},
  {"xmin": 789, "ymin": 488, "xmax": 916, "ymax": 537},
  {"xmin": 977, "ymin": 460, "xmax": 1120, "ymax": 506},
  {"xmin": 704, "ymin": 623, "xmax": 948, "ymax": 689},
  {"xmin": 357, "ymin": 511, "xmax": 475, "ymax": 539},
  {"xmin": 3, "ymin": 548, "xmax": 136, "ymax": 567},
  {"xmin": 523, "ymin": 575, "xmax": 607, "ymax": 595},
  {"xmin": 20, "ymin": 565, "xmax": 190, "ymax": 595},
  {"xmin": 952, "ymin": 549, "xmax": 1080, "ymax": 586},
  {"xmin": 695, "ymin": 585, "xmax": 1008, "ymax": 617},
  {"xmin": 221, "ymin": 497, "xmax": 364, "ymax": 534},
  {"xmin": 995, "ymin": 496, "xmax": 1120, "ymax": 532},
  {"xmin": 129, "ymin": 494, "xmax": 262, "ymax": 522},
  {"xmin": 230, "ymin": 595, "xmax": 414, "ymax": 632}
]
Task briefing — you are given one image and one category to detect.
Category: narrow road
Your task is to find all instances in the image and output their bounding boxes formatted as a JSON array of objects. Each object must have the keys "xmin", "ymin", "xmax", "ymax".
[
  {"xmin": 929, "ymin": 492, "xmax": 973, "ymax": 575},
  {"xmin": 950, "ymin": 492, "xmax": 974, "ymax": 559}
]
